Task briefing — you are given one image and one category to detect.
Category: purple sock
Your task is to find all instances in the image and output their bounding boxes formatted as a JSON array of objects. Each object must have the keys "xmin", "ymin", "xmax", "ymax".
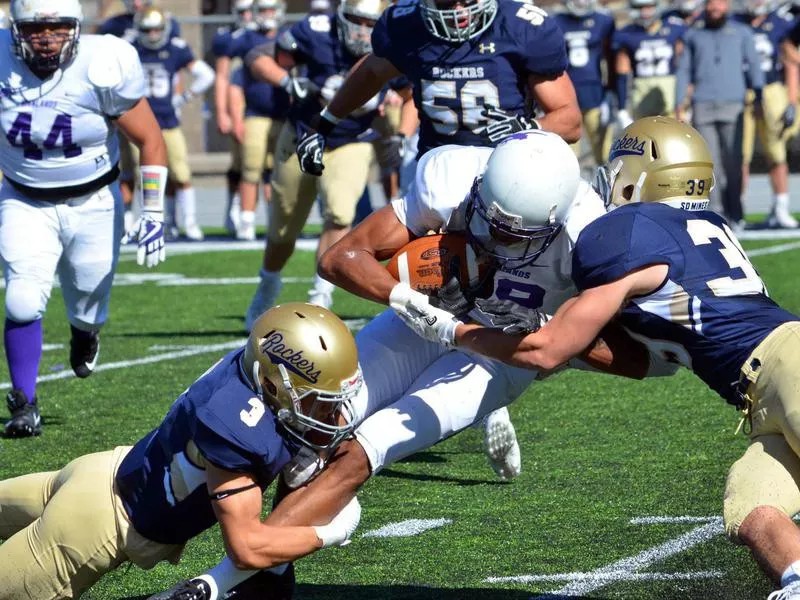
[{"xmin": 4, "ymin": 318, "xmax": 42, "ymax": 403}]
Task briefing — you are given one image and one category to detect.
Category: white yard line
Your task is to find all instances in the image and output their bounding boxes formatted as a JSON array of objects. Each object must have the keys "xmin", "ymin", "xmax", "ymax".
[
  {"xmin": 486, "ymin": 571, "xmax": 722, "ymax": 584},
  {"xmin": 747, "ymin": 241, "xmax": 800, "ymax": 258},
  {"xmin": 361, "ymin": 518, "xmax": 453, "ymax": 539}
]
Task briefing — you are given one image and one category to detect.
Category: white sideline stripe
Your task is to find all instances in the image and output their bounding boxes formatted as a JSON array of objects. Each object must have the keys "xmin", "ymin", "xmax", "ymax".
[
  {"xmin": 42, "ymin": 343, "xmax": 64, "ymax": 351},
  {"xmin": 0, "ymin": 340, "xmax": 245, "ymax": 391},
  {"xmin": 526, "ymin": 518, "xmax": 724, "ymax": 598},
  {"xmin": 486, "ymin": 570, "xmax": 722, "ymax": 584},
  {"xmin": 361, "ymin": 518, "xmax": 452, "ymax": 539},
  {"xmin": 629, "ymin": 516, "xmax": 719, "ymax": 525},
  {"xmin": 738, "ymin": 229, "xmax": 800, "ymax": 240},
  {"xmin": 748, "ymin": 241, "xmax": 800, "ymax": 258}
]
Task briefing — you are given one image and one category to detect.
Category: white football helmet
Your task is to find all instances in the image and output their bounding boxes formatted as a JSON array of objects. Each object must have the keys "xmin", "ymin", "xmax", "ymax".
[
  {"xmin": 465, "ymin": 131, "xmax": 580, "ymax": 268},
  {"xmin": 10, "ymin": 0, "xmax": 82, "ymax": 74},
  {"xmin": 254, "ymin": 0, "xmax": 285, "ymax": 31},
  {"xmin": 630, "ymin": 0, "xmax": 660, "ymax": 26},
  {"xmin": 745, "ymin": 0, "xmax": 772, "ymax": 15},
  {"xmin": 566, "ymin": 0, "xmax": 597, "ymax": 17},
  {"xmin": 420, "ymin": 0, "xmax": 498, "ymax": 42},
  {"xmin": 338, "ymin": 0, "xmax": 386, "ymax": 56},
  {"xmin": 135, "ymin": 7, "xmax": 171, "ymax": 50},
  {"xmin": 233, "ymin": 0, "xmax": 255, "ymax": 29}
]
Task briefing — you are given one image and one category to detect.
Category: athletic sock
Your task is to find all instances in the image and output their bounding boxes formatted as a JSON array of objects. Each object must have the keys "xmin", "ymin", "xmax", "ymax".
[{"xmin": 4, "ymin": 318, "xmax": 42, "ymax": 402}]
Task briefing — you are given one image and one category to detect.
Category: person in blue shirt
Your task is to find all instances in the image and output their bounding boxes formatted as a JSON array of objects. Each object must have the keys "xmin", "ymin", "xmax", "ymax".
[
  {"xmin": 223, "ymin": 0, "xmax": 291, "ymax": 242},
  {"xmin": 733, "ymin": 0, "xmax": 799, "ymax": 229},
  {"xmin": 132, "ymin": 8, "xmax": 214, "ymax": 241},
  {"xmin": 211, "ymin": 0, "xmax": 256, "ymax": 237},
  {"xmin": 420, "ymin": 117, "xmax": 800, "ymax": 600},
  {"xmin": 554, "ymin": 0, "xmax": 617, "ymax": 165},
  {"xmin": 0, "ymin": 303, "xmax": 363, "ymax": 599},
  {"xmin": 612, "ymin": 0, "xmax": 686, "ymax": 125}
]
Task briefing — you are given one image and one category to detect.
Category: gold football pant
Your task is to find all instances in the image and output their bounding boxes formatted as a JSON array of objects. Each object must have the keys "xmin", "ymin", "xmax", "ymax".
[
  {"xmin": 0, "ymin": 447, "xmax": 182, "ymax": 599},
  {"xmin": 269, "ymin": 122, "xmax": 374, "ymax": 243},
  {"xmin": 570, "ymin": 106, "xmax": 613, "ymax": 166},
  {"xmin": 242, "ymin": 116, "xmax": 282, "ymax": 184},
  {"xmin": 724, "ymin": 322, "xmax": 800, "ymax": 542},
  {"xmin": 743, "ymin": 82, "xmax": 795, "ymax": 166},
  {"xmin": 631, "ymin": 75, "xmax": 676, "ymax": 119}
]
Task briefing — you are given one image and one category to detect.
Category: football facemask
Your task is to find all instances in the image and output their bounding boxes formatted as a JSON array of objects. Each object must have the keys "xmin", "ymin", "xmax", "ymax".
[{"xmin": 419, "ymin": 0, "xmax": 497, "ymax": 42}]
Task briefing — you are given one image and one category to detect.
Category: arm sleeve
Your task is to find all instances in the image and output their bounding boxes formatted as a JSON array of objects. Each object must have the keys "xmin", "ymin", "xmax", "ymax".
[
  {"xmin": 188, "ymin": 59, "xmax": 216, "ymax": 96},
  {"xmin": 520, "ymin": 15, "xmax": 568, "ymax": 75},
  {"xmin": 572, "ymin": 211, "xmax": 680, "ymax": 291},
  {"xmin": 743, "ymin": 27, "xmax": 765, "ymax": 91},
  {"xmin": 675, "ymin": 31, "xmax": 692, "ymax": 107},
  {"xmin": 92, "ymin": 38, "xmax": 147, "ymax": 117}
]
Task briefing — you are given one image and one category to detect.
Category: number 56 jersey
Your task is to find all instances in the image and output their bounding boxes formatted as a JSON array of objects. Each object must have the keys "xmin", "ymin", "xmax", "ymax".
[
  {"xmin": 0, "ymin": 32, "xmax": 145, "ymax": 190},
  {"xmin": 372, "ymin": 0, "xmax": 568, "ymax": 156},
  {"xmin": 572, "ymin": 203, "xmax": 797, "ymax": 404}
]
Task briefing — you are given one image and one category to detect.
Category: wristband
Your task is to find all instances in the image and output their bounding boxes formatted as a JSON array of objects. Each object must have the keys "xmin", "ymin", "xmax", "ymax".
[{"xmin": 139, "ymin": 165, "xmax": 168, "ymax": 220}]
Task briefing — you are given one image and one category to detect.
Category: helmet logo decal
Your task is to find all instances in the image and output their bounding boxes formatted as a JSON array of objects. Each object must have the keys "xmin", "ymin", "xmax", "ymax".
[
  {"xmin": 610, "ymin": 135, "xmax": 646, "ymax": 160},
  {"xmin": 261, "ymin": 330, "xmax": 322, "ymax": 383}
]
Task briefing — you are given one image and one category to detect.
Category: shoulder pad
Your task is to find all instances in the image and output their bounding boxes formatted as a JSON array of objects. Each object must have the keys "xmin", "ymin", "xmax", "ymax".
[
  {"xmin": 88, "ymin": 36, "xmax": 138, "ymax": 88},
  {"xmin": 170, "ymin": 37, "xmax": 188, "ymax": 49}
]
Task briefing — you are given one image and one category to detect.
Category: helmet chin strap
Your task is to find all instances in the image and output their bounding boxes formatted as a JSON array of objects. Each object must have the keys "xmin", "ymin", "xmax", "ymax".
[{"xmin": 632, "ymin": 171, "xmax": 648, "ymax": 204}]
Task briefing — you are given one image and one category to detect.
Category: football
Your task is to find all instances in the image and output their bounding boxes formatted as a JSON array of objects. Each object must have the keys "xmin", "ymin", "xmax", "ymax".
[{"xmin": 386, "ymin": 233, "xmax": 487, "ymax": 294}]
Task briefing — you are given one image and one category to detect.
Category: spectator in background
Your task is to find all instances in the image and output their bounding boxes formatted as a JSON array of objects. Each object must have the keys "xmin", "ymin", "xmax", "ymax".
[
  {"xmin": 734, "ymin": 0, "xmax": 798, "ymax": 229},
  {"xmin": 676, "ymin": 0, "xmax": 764, "ymax": 230}
]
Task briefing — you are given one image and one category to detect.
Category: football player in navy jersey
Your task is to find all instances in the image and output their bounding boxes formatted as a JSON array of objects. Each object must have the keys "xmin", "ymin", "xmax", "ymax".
[
  {"xmin": 417, "ymin": 117, "xmax": 800, "ymax": 599},
  {"xmin": 241, "ymin": 0, "xmax": 412, "ymax": 322},
  {"xmin": 554, "ymin": 0, "xmax": 617, "ymax": 166},
  {"xmin": 733, "ymin": 0, "xmax": 799, "ymax": 229},
  {"xmin": 133, "ymin": 8, "xmax": 214, "ymax": 241},
  {"xmin": 297, "ymin": 0, "xmax": 581, "ymax": 174},
  {"xmin": 212, "ymin": 0, "xmax": 255, "ymax": 237},
  {"xmin": 223, "ymin": 0, "xmax": 291, "ymax": 241},
  {"xmin": 0, "ymin": 304, "xmax": 363, "ymax": 600},
  {"xmin": 98, "ymin": 0, "xmax": 181, "ymax": 46},
  {"xmin": 612, "ymin": 0, "xmax": 686, "ymax": 125}
]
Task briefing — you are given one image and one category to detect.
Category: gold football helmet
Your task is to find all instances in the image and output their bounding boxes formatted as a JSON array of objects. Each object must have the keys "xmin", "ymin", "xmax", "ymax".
[
  {"xmin": 243, "ymin": 302, "xmax": 361, "ymax": 455},
  {"xmin": 135, "ymin": 6, "xmax": 171, "ymax": 50},
  {"xmin": 597, "ymin": 116, "xmax": 714, "ymax": 211}
]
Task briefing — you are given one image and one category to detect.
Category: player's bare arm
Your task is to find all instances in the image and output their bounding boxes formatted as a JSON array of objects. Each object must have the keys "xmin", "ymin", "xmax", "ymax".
[
  {"xmin": 325, "ymin": 54, "xmax": 402, "ymax": 121},
  {"xmin": 215, "ymin": 56, "xmax": 233, "ymax": 134},
  {"xmin": 247, "ymin": 46, "xmax": 296, "ymax": 87},
  {"xmin": 116, "ymin": 98, "xmax": 168, "ymax": 167},
  {"xmin": 455, "ymin": 264, "xmax": 668, "ymax": 372},
  {"xmin": 228, "ymin": 81, "xmax": 247, "ymax": 144},
  {"xmin": 527, "ymin": 71, "xmax": 582, "ymax": 143},
  {"xmin": 318, "ymin": 205, "xmax": 414, "ymax": 304},
  {"xmin": 397, "ymin": 85, "xmax": 420, "ymax": 137}
]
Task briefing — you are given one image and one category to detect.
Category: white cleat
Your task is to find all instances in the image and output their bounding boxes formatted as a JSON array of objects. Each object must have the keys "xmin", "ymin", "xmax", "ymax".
[
  {"xmin": 768, "ymin": 580, "xmax": 800, "ymax": 600},
  {"xmin": 307, "ymin": 291, "xmax": 333, "ymax": 310},
  {"xmin": 245, "ymin": 275, "xmax": 283, "ymax": 332},
  {"xmin": 483, "ymin": 407, "xmax": 521, "ymax": 480},
  {"xmin": 767, "ymin": 208, "xmax": 799, "ymax": 229},
  {"xmin": 183, "ymin": 224, "xmax": 205, "ymax": 241},
  {"xmin": 236, "ymin": 222, "xmax": 256, "ymax": 241}
]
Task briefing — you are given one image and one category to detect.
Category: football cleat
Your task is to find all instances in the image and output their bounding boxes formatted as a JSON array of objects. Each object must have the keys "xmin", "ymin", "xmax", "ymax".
[
  {"xmin": 307, "ymin": 290, "xmax": 333, "ymax": 310},
  {"xmin": 244, "ymin": 273, "xmax": 283, "ymax": 332},
  {"xmin": 236, "ymin": 222, "xmax": 256, "ymax": 241},
  {"xmin": 767, "ymin": 208, "xmax": 799, "ymax": 229},
  {"xmin": 5, "ymin": 389, "xmax": 41, "ymax": 438},
  {"xmin": 768, "ymin": 580, "xmax": 800, "ymax": 600},
  {"xmin": 146, "ymin": 578, "xmax": 211, "ymax": 600},
  {"xmin": 226, "ymin": 563, "xmax": 296, "ymax": 599},
  {"xmin": 483, "ymin": 407, "xmax": 521, "ymax": 480},
  {"xmin": 183, "ymin": 224, "xmax": 205, "ymax": 241},
  {"xmin": 70, "ymin": 326, "xmax": 100, "ymax": 378}
]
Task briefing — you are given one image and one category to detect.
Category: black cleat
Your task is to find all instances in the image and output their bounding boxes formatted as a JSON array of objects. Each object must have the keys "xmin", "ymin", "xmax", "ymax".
[
  {"xmin": 70, "ymin": 326, "xmax": 100, "ymax": 378},
  {"xmin": 146, "ymin": 578, "xmax": 211, "ymax": 600},
  {"xmin": 226, "ymin": 563, "xmax": 295, "ymax": 599},
  {"xmin": 5, "ymin": 389, "xmax": 41, "ymax": 438}
]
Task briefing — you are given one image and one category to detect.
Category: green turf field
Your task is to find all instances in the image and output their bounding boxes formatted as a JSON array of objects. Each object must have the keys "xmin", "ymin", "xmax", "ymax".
[{"xmin": 1, "ymin": 238, "xmax": 798, "ymax": 600}]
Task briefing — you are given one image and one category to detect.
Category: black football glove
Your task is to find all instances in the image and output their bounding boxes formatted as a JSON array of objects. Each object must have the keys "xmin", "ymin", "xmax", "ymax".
[
  {"xmin": 478, "ymin": 104, "xmax": 540, "ymax": 144},
  {"xmin": 296, "ymin": 130, "xmax": 326, "ymax": 176},
  {"xmin": 474, "ymin": 297, "xmax": 546, "ymax": 335},
  {"xmin": 429, "ymin": 255, "xmax": 495, "ymax": 318},
  {"xmin": 147, "ymin": 578, "xmax": 211, "ymax": 600}
]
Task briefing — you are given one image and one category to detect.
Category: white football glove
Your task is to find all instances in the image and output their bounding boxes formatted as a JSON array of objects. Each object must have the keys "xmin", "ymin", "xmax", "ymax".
[
  {"xmin": 389, "ymin": 282, "xmax": 462, "ymax": 348},
  {"xmin": 122, "ymin": 214, "xmax": 166, "ymax": 268},
  {"xmin": 616, "ymin": 109, "xmax": 633, "ymax": 130},
  {"xmin": 314, "ymin": 496, "xmax": 362, "ymax": 548}
]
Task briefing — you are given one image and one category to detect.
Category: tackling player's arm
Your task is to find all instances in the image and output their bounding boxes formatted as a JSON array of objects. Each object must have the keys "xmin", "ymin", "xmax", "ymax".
[
  {"xmin": 454, "ymin": 264, "xmax": 668, "ymax": 372},
  {"xmin": 526, "ymin": 72, "xmax": 582, "ymax": 143},
  {"xmin": 207, "ymin": 463, "xmax": 328, "ymax": 569},
  {"xmin": 247, "ymin": 44, "xmax": 296, "ymax": 87},
  {"xmin": 318, "ymin": 205, "xmax": 414, "ymax": 304}
]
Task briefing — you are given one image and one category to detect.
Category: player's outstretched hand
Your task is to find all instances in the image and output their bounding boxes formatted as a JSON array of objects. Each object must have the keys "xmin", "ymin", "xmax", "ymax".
[
  {"xmin": 296, "ymin": 130, "xmax": 326, "ymax": 176},
  {"xmin": 314, "ymin": 496, "xmax": 362, "ymax": 548},
  {"xmin": 430, "ymin": 256, "xmax": 474, "ymax": 318},
  {"xmin": 478, "ymin": 104, "xmax": 540, "ymax": 144},
  {"xmin": 122, "ymin": 213, "xmax": 166, "ymax": 268},
  {"xmin": 474, "ymin": 297, "xmax": 547, "ymax": 335},
  {"xmin": 390, "ymin": 283, "xmax": 462, "ymax": 347},
  {"xmin": 146, "ymin": 578, "xmax": 211, "ymax": 600}
]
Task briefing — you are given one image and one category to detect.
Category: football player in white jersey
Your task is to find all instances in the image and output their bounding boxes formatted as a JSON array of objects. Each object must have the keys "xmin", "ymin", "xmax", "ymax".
[
  {"xmin": 165, "ymin": 132, "xmax": 659, "ymax": 600},
  {"xmin": 0, "ymin": 0, "xmax": 168, "ymax": 437}
]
